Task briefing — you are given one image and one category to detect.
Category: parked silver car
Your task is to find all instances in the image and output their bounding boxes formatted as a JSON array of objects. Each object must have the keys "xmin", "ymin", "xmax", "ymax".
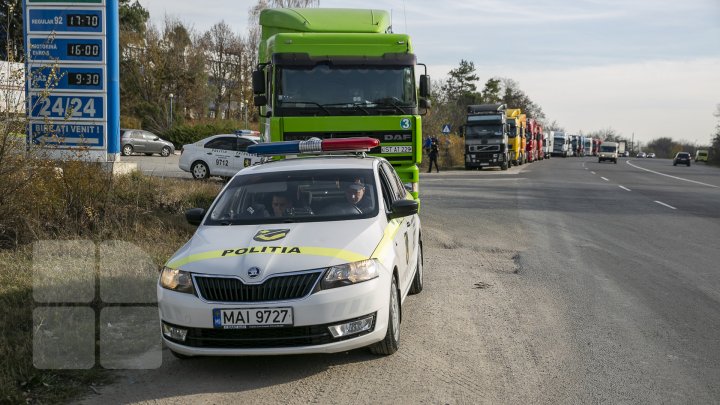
[{"xmin": 120, "ymin": 129, "xmax": 175, "ymax": 157}]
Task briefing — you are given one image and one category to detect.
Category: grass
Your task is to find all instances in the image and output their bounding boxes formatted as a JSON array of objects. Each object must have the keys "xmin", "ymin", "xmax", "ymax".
[{"xmin": 0, "ymin": 152, "xmax": 222, "ymax": 403}]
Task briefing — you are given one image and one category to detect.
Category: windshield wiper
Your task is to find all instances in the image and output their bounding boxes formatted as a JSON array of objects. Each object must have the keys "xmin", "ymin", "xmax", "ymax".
[
  {"xmin": 371, "ymin": 97, "xmax": 409, "ymax": 114},
  {"xmin": 321, "ymin": 102, "xmax": 370, "ymax": 115},
  {"xmin": 280, "ymin": 101, "xmax": 331, "ymax": 115}
]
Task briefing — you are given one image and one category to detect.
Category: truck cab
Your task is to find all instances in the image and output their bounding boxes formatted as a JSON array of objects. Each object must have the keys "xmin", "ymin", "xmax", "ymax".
[
  {"xmin": 463, "ymin": 104, "xmax": 509, "ymax": 170},
  {"xmin": 598, "ymin": 141, "xmax": 619, "ymax": 164}
]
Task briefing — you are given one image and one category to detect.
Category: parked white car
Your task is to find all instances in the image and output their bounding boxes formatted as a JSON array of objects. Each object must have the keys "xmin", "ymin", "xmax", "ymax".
[
  {"xmin": 159, "ymin": 138, "xmax": 423, "ymax": 357},
  {"xmin": 179, "ymin": 134, "xmax": 262, "ymax": 179}
]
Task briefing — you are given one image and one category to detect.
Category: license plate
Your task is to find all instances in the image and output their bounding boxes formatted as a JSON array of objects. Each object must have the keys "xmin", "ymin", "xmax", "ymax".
[
  {"xmin": 480, "ymin": 163, "xmax": 490, "ymax": 166},
  {"xmin": 381, "ymin": 146, "xmax": 412, "ymax": 153},
  {"xmin": 213, "ymin": 307, "xmax": 293, "ymax": 329}
]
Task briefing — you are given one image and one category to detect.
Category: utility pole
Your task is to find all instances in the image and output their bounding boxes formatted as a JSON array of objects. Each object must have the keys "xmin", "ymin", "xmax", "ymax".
[{"xmin": 631, "ymin": 132, "xmax": 634, "ymax": 154}]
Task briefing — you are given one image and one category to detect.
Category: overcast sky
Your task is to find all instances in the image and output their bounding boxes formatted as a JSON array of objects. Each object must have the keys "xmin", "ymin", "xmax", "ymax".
[{"xmin": 139, "ymin": 0, "xmax": 720, "ymax": 145}]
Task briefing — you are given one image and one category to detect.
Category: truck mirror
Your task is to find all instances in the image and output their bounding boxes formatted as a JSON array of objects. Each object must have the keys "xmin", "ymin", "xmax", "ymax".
[
  {"xmin": 418, "ymin": 98, "xmax": 431, "ymax": 109},
  {"xmin": 252, "ymin": 70, "xmax": 266, "ymax": 94},
  {"xmin": 419, "ymin": 75, "xmax": 430, "ymax": 98},
  {"xmin": 253, "ymin": 95, "xmax": 267, "ymax": 107}
]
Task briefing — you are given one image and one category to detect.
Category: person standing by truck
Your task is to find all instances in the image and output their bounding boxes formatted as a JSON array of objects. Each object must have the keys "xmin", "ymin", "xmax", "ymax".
[{"xmin": 428, "ymin": 138, "xmax": 440, "ymax": 173}]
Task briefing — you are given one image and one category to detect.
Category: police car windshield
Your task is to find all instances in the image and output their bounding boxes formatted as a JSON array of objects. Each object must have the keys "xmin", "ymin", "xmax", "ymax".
[{"xmin": 205, "ymin": 168, "xmax": 379, "ymax": 225}]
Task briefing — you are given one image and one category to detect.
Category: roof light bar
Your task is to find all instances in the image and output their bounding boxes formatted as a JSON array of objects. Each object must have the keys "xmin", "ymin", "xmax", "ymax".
[{"xmin": 247, "ymin": 137, "xmax": 379, "ymax": 156}]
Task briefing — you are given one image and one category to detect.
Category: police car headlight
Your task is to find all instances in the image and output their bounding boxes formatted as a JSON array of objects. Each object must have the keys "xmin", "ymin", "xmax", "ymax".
[
  {"xmin": 160, "ymin": 267, "xmax": 194, "ymax": 294},
  {"xmin": 322, "ymin": 259, "xmax": 378, "ymax": 289}
]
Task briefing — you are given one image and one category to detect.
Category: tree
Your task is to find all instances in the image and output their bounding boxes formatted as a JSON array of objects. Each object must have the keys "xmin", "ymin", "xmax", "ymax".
[
  {"xmin": 710, "ymin": 104, "xmax": 720, "ymax": 164},
  {"xmin": 480, "ymin": 78, "xmax": 502, "ymax": 104},
  {"xmin": 645, "ymin": 137, "xmax": 676, "ymax": 158},
  {"xmin": 119, "ymin": 0, "xmax": 150, "ymax": 34},
  {"xmin": 544, "ymin": 120, "xmax": 565, "ymax": 132},
  {"xmin": 441, "ymin": 60, "xmax": 480, "ymax": 105},
  {"xmin": 499, "ymin": 78, "xmax": 545, "ymax": 121},
  {"xmin": 0, "ymin": 0, "xmax": 22, "ymax": 61}
]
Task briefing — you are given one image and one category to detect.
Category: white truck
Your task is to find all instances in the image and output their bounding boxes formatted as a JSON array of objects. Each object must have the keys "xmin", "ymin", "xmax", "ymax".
[
  {"xmin": 551, "ymin": 131, "xmax": 569, "ymax": 157},
  {"xmin": 598, "ymin": 141, "xmax": 619, "ymax": 164}
]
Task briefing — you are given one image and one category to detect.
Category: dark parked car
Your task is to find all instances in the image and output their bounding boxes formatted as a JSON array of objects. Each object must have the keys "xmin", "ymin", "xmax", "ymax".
[
  {"xmin": 673, "ymin": 152, "xmax": 691, "ymax": 166},
  {"xmin": 120, "ymin": 129, "xmax": 175, "ymax": 157}
]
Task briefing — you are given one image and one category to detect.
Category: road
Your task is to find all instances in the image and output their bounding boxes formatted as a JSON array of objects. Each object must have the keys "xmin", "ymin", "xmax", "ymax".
[
  {"xmin": 81, "ymin": 157, "xmax": 720, "ymax": 404},
  {"xmin": 121, "ymin": 153, "xmax": 191, "ymax": 179}
]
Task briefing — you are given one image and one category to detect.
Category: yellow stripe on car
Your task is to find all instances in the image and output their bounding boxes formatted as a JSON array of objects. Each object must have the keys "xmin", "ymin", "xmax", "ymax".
[
  {"xmin": 166, "ymin": 245, "xmax": 366, "ymax": 269},
  {"xmin": 370, "ymin": 219, "xmax": 402, "ymax": 264}
]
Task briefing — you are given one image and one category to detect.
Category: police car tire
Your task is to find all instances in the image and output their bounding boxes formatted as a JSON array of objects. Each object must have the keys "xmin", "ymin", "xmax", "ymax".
[
  {"xmin": 369, "ymin": 275, "xmax": 400, "ymax": 355},
  {"xmin": 409, "ymin": 243, "xmax": 423, "ymax": 295},
  {"xmin": 191, "ymin": 161, "xmax": 210, "ymax": 180}
]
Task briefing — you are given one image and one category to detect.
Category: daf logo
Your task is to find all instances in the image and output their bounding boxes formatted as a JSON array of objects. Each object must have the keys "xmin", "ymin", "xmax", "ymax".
[
  {"xmin": 247, "ymin": 267, "xmax": 262, "ymax": 279},
  {"xmin": 384, "ymin": 134, "xmax": 412, "ymax": 142}
]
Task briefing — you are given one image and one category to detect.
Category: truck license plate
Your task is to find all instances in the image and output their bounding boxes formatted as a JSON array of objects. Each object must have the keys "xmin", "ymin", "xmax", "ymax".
[
  {"xmin": 381, "ymin": 146, "xmax": 412, "ymax": 153},
  {"xmin": 213, "ymin": 307, "xmax": 293, "ymax": 329}
]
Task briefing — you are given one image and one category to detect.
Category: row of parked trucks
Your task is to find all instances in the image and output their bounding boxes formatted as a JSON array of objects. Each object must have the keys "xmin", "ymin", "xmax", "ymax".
[{"xmin": 461, "ymin": 104, "xmax": 550, "ymax": 170}]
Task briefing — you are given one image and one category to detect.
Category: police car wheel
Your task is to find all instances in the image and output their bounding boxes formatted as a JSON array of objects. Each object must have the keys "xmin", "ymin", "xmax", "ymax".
[
  {"xmin": 161, "ymin": 146, "xmax": 171, "ymax": 157},
  {"xmin": 369, "ymin": 275, "xmax": 400, "ymax": 355},
  {"xmin": 122, "ymin": 144, "xmax": 133, "ymax": 156},
  {"xmin": 191, "ymin": 161, "xmax": 210, "ymax": 180},
  {"xmin": 409, "ymin": 243, "xmax": 423, "ymax": 295}
]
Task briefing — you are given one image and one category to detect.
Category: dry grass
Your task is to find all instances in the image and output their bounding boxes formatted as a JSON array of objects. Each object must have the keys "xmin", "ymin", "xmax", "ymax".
[{"xmin": 0, "ymin": 144, "xmax": 221, "ymax": 403}]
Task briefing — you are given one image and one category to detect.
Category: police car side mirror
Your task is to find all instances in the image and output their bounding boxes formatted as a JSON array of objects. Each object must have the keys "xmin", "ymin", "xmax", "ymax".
[
  {"xmin": 185, "ymin": 208, "xmax": 206, "ymax": 226},
  {"xmin": 388, "ymin": 199, "xmax": 418, "ymax": 219}
]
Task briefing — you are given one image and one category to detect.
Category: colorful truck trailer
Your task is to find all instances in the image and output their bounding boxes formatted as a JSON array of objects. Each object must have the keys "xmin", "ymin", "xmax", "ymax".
[
  {"xmin": 526, "ymin": 118, "xmax": 540, "ymax": 162},
  {"xmin": 506, "ymin": 108, "xmax": 524, "ymax": 166},
  {"xmin": 252, "ymin": 8, "xmax": 430, "ymax": 199},
  {"xmin": 463, "ymin": 103, "xmax": 509, "ymax": 170}
]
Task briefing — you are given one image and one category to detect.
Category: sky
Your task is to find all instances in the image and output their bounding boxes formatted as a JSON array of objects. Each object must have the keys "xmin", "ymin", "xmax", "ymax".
[{"xmin": 138, "ymin": 0, "xmax": 720, "ymax": 145}]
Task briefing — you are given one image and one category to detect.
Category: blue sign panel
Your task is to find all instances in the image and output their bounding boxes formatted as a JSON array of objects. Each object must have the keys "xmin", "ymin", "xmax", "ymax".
[
  {"xmin": 30, "ymin": 121, "xmax": 105, "ymax": 147},
  {"xmin": 30, "ymin": 65, "xmax": 104, "ymax": 92},
  {"xmin": 28, "ymin": 9, "xmax": 104, "ymax": 34},
  {"xmin": 28, "ymin": 36, "xmax": 104, "ymax": 63},
  {"xmin": 30, "ymin": 93, "xmax": 105, "ymax": 120}
]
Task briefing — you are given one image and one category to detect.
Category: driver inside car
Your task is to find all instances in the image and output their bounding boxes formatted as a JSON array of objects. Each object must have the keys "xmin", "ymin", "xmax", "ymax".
[{"xmin": 345, "ymin": 178, "xmax": 373, "ymax": 213}]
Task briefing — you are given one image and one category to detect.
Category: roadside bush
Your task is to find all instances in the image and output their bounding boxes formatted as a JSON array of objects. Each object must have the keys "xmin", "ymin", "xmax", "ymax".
[
  {"xmin": 161, "ymin": 120, "xmax": 247, "ymax": 148},
  {"xmin": 0, "ymin": 143, "xmax": 222, "ymax": 402}
]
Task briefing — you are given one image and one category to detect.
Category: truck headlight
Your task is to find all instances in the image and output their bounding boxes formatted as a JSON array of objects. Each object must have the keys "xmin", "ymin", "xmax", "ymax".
[
  {"xmin": 160, "ymin": 267, "xmax": 195, "ymax": 294},
  {"xmin": 321, "ymin": 259, "xmax": 378, "ymax": 289}
]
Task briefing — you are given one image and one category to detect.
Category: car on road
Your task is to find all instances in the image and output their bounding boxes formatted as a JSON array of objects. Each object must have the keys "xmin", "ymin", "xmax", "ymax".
[
  {"xmin": 695, "ymin": 150, "xmax": 708, "ymax": 162},
  {"xmin": 159, "ymin": 137, "xmax": 423, "ymax": 357},
  {"xmin": 636, "ymin": 152, "xmax": 647, "ymax": 158},
  {"xmin": 179, "ymin": 134, "xmax": 262, "ymax": 179},
  {"xmin": 673, "ymin": 152, "xmax": 691, "ymax": 166},
  {"xmin": 120, "ymin": 129, "xmax": 175, "ymax": 157},
  {"xmin": 646, "ymin": 153, "xmax": 656, "ymax": 158}
]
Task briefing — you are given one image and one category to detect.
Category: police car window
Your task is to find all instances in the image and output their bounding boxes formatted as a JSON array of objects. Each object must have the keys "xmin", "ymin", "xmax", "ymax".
[
  {"xmin": 378, "ymin": 168, "xmax": 395, "ymax": 211},
  {"xmin": 380, "ymin": 163, "xmax": 404, "ymax": 201},
  {"xmin": 204, "ymin": 137, "xmax": 234, "ymax": 150},
  {"xmin": 236, "ymin": 138, "xmax": 255, "ymax": 152},
  {"xmin": 206, "ymin": 168, "xmax": 378, "ymax": 225}
]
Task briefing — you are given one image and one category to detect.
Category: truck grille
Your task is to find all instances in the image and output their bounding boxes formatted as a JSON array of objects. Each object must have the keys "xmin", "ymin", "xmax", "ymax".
[
  {"xmin": 467, "ymin": 145, "xmax": 500, "ymax": 152},
  {"xmin": 194, "ymin": 271, "xmax": 323, "ymax": 303}
]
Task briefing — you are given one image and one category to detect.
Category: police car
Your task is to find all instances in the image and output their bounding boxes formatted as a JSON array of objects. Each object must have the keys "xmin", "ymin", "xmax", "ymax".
[
  {"xmin": 159, "ymin": 138, "xmax": 423, "ymax": 356},
  {"xmin": 179, "ymin": 133, "xmax": 263, "ymax": 179}
]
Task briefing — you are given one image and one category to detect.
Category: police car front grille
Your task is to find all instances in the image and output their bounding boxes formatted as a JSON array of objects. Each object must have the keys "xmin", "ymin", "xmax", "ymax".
[
  {"xmin": 194, "ymin": 271, "xmax": 323, "ymax": 302},
  {"xmin": 165, "ymin": 314, "xmax": 376, "ymax": 348}
]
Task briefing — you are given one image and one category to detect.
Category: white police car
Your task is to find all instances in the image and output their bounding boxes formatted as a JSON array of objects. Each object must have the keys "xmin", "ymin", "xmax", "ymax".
[
  {"xmin": 179, "ymin": 133, "xmax": 262, "ymax": 179},
  {"xmin": 159, "ymin": 138, "xmax": 423, "ymax": 356}
]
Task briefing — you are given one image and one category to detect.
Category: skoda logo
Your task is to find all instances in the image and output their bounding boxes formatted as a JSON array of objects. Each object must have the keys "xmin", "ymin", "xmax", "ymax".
[{"xmin": 247, "ymin": 267, "xmax": 262, "ymax": 278}]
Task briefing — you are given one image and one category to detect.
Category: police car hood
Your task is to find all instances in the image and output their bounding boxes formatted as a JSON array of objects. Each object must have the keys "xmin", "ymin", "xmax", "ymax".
[{"xmin": 166, "ymin": 219, "xmax": 383, "ymax": 278}]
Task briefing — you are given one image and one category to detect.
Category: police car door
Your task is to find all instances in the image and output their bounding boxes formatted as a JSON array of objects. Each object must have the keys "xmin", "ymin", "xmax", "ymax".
[
  {"xmin": 205, "ymin": 136, "xmax": 236, "ymax": 177},
  {"xmin": 231, "ymin": 136, "xmax": 257, "ymax": 172},
  {"xmin": 379, "ymin": 162, "xmax": 414, "ymax": 291}
]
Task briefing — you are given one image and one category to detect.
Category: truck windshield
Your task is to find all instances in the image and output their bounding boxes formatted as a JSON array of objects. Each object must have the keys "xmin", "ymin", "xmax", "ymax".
[
  {"xmin": 600, "ymin": 146, "xmax": 617, "ymax": 152},
  {"xmin": 276, "ymin": 65, "xmax": 416, "ymax": 115},
  {"xmin": 465, "ymin": 125, "xmax": 504, "ymax": 142}
]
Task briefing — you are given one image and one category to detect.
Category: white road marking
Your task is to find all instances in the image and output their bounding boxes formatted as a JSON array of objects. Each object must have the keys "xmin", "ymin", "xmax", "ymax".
[
  {"xmin": 654, "ymin": 201, "xmax": 677, "ymax": 210},
  {"xmin": 591, "ymin": 171, "xmax": 596, "ymax": 175},
  {"xmin": 627, "ymin": 161, "xmax": 719, "ymax": 189},
  {"xmin": 619, "ymin": 185, "xmax": 632, "ymax": 191},
  {"xmin": 601, "ymin": 177, "xmax": 609, "ymax": 181}
]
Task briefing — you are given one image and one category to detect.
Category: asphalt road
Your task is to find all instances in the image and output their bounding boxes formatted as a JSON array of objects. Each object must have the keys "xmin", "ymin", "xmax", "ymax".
[
  {"xmin": 81, "ymin": 157, "xmax": 720, "ymax": 404},
  {"xmin": 121, "ymin": 153, "xmax": 191, "ymax": 179}
]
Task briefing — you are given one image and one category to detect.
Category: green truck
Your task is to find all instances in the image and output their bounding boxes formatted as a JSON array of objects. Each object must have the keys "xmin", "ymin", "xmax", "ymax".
[{"xmin": 252, "ymin": 8, "xmax": 430, "ymax": 199}]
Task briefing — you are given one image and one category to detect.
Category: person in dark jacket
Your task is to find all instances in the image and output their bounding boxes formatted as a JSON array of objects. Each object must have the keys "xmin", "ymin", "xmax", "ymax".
[{"xmin": 428, "ymin": 138, "xmax": 440, "ymax": 173}]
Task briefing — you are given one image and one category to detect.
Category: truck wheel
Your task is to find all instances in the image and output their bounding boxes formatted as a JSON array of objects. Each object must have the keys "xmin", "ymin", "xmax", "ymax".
[
  {"xmin": 614, "ymin": 159, "xmax": 617, "ymax": 164},
  {"xmin": 501, "ymin": 161, "xmax": 508, "ymax": 170},
  {"xmin": 598, "ymin": 158, "xmax": 602, "ymax": 163},
  {"xmin": 369, "ymin": 275, "xmax": 400, "ymax": 355}
]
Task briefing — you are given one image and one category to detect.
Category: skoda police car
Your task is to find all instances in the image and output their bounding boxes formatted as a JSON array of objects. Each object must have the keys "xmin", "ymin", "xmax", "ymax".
[{"xmin": 159, "ymin": 138, "xmax": 423, "ymax": 357}]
